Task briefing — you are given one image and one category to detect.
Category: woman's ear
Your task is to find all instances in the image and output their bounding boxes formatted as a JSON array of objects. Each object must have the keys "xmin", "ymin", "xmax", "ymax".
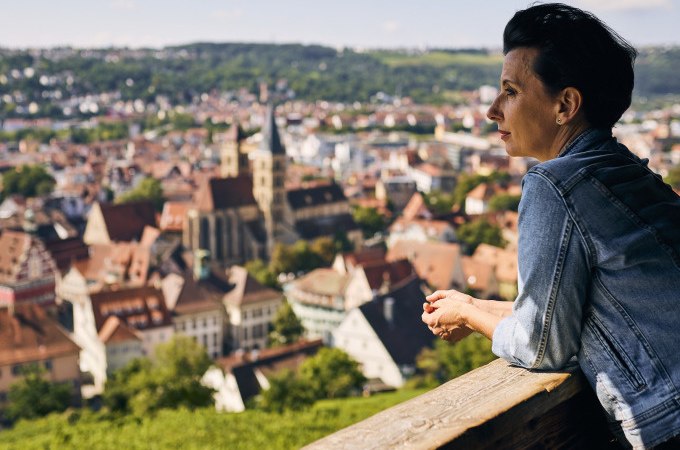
[{"xmin": 556, "ymin": 87, "xmax": 584, "ymax": 124}]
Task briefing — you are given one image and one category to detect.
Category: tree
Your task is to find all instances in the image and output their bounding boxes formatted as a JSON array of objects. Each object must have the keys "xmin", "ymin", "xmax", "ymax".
[
  {"xmin": 666, "ymin": 165, "xmax": 680, "ymax": 189},
  {"xmin": 116, "ymin": 177, "xmax": 165, "ymax": 211},
  {"xmin": 257, "ymin": 369, "xmax": 315, "ymax": 413},
  {"xmin": 457, "ymin": 218, "xmax": 506, "ymax": 255},
  {"xmin": 268, "ymin": 301, "xmax": 305, "ymax": 347},
  {"xmin": 452, "ymin": 172, "xmax": 511, "ymax": 211},
  {"xmin": 352, "ymin": 206, "xmax": 387, "ymax": 238},
  {"xmin": 488, "ymin": 193, "xmax": 522, "ymax": 212},
  {"xmin": 408, "ymin": 334, "xmax": 496, "ymax": 388},
  {"xmin": 6, "ymin": 364, "xmax": 72, "ymax": 421},
  {"xmin": 1, "ymin": 164, "xmax": 55, "ymax": 198},
  {"xmin": 245, "ymin": 258, "xmax": 279, "ymax": 289},
  {"xmin": 423, "ymin": 190, "xmax": 456, "ymax": 215},
  {"xmin": 298, "ymin": 348, "xmax": 366, "ymax": 399},
  {"xmin": 103, "ymin": 335, "xmax": 215, "ymax": 415}
]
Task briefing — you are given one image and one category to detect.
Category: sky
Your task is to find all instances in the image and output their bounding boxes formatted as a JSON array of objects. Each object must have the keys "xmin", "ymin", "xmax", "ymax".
[{"xmin": 1, "ymin": 0, "xmax": 679, "ymax": 50}]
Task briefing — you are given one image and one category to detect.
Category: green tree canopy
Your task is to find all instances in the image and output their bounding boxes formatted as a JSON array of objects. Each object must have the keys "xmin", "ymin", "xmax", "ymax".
[
  {"xmin": 6, "ymin": 364, "xmax": 72, "ymax": 421},
  {"xmin": 103, "ymin": 335, "xmax": 215, "ymax": 415},
  {"xmin": 1, "ymin": 164, "xmax": 55, "ymax": 199},
  {"xmin": 665, "ymin": 165, "xmax": 680, "ymax": 189},
  {"xmin": 268, "ymin": 301, "xmax": 305, "ymax": 347},
  {"xmin": 408, "ymin": 334, "xmax": 496, "ymax": 388},
  {"xmin": 351, "ymin": 206, "xmax": 387, "ymax": 238},
  {"xmin": 457, "ymin": 217, "xmax": 506, "ymax": 255},
  {"xmin": 116, "ymin": 177, "xmax": 165, "ymax": 211},
  {"xmin": 298, "ymin": 348, "xmax": 366, "ymax": 399},
  {"xmin": 488, "ymin": 193, "xmax": 522, "ymax": 212},
  {"xmin": 270, "ymin": 237, "xmax": 338, "ymax": 276},
  {"xmin": 452, "ymin": 172, "xmax": 511, "ymax": 211},
  {"xmin": 422, "ymin": 190, "xmax": 456, "ymax": 215},
  {"xmin": 245, "ymin": 258, "xmax": 279, "ymax": 289},
  {"xmin": 257, "ymin": 369, "xmax": 316, "ymax": 413}
]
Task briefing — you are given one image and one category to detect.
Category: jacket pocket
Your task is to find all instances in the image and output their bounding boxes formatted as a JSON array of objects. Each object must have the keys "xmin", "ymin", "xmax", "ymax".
[{"xmin": 584, "ymin": 314, "xmax": 647, "ymax": 392}]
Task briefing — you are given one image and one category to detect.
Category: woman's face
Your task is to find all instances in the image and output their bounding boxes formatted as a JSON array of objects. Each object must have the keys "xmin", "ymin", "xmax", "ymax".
[{"xmin": 487, "ymin": 47, "xmax": 562, "ymax": 161}]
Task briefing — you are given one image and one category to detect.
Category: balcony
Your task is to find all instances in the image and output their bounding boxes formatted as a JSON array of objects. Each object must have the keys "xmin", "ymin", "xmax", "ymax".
[{"xmin": 304, "ymin": 358, "xmax": 622, "ymax": 449}]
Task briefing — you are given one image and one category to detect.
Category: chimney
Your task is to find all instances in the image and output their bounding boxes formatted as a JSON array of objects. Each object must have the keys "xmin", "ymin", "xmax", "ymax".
[{"xmin": 383, "ymin": 297, "xmax": 395, "ymax": 325}]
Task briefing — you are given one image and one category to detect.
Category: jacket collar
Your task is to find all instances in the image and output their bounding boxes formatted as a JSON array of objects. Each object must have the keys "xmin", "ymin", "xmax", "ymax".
[{"xmin": 558, "ymin": 128, "xmax": 613, "ymax": 158}]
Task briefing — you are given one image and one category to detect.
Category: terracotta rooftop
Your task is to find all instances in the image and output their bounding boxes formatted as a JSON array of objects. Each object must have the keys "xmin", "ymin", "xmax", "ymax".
[
  {"xmin": 0, "ymin": 304, "xmax": 80, "ymax": 366},
  {"xmin": 222, "ymin": 266, "xmax": 281, "ymax": 307},
  {"xmin": 386, "ymin": 240, "xmax": 462, "ymax": 291},
  {"xmin": 292, "ymin": 268, "xmax": 349, "ymax": 298},
  {"xmin": 98, "ymin": 315, "xmax": 143, "ymax": 344},
  {"xmin": 98, "ymin": 200, "xmax": 157, "ymax": 242},
  {"xmin": 194, "ymin": 175, "xmax": 257, "ymax": 212},
  {"xmin": 90, "ymin": 286, "xmax": 172, "ymax": 332}
]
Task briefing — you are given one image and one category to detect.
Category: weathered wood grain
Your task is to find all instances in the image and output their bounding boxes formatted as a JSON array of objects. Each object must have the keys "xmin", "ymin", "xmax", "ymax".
[{"xmin": 304, "ymin": 358, "xmax": 619, "ymax": 450}]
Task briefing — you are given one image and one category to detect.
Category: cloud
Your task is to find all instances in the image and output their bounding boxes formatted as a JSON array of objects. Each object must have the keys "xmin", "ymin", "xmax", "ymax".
[
  {"xmin": 574, "ymin": 0, "xmax": 672, "ymax": 11},
  {"xmin": 382, "ymin": 20, "xmax": 400, "ymax": 33},
  {"xmin": 109, "ymin": 0, "xmax": 137, "ymax": 11}
]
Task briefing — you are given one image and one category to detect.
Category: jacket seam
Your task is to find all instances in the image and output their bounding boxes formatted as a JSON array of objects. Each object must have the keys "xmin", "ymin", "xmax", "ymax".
[{"xmin": 531, "ymin": 213, "xmax": 573, "ymax": 369}]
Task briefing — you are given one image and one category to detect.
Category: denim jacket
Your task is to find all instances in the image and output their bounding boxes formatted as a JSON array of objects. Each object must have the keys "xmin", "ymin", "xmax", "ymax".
[{"xmin": 492, "ymin": 128, "xmax": 680, "ymax": 449}]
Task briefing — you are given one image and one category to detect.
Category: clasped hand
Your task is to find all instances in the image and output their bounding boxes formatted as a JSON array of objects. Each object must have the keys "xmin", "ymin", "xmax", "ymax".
[{"xmin": 421, "ymin": 289, "xmax": 474, "ymax": 342}]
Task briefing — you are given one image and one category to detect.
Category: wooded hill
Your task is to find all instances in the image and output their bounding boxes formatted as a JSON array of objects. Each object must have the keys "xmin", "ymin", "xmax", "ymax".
[{"xmin": 1, "ymin": 44, "xmax": 679, "ymax": 114}]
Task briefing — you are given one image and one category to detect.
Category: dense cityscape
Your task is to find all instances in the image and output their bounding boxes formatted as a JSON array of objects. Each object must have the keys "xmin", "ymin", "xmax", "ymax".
[{"xmin": 1, "ymin": 41, "xmax": 680, "ymax": 448}]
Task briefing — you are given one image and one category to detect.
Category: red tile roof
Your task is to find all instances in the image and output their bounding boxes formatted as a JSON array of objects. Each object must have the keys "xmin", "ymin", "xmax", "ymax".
[{"xmin": 0, "ymin": 304, "xmax": 80, "ymax": 366}]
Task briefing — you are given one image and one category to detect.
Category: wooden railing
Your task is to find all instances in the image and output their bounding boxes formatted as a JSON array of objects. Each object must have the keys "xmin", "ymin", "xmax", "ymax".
[{"xmin": 304, "ymin": 358, "xmax": 622, "ymax": 449}]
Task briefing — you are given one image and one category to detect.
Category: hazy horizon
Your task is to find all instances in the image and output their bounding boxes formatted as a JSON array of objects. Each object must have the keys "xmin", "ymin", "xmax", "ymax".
[{"xmin": 2, "ymin": 0, "xmax": 680, "ymax": 51}]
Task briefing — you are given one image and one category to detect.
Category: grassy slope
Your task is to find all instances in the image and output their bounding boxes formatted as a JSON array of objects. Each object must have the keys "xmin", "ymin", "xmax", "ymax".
[{"xmin": 0, "ymin": 389, "xmax": 426, "ymax": 450}]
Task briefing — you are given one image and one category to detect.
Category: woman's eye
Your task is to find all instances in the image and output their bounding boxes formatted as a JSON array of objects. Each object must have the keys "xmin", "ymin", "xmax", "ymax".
[{"xmin": 505, "ymin": 88, "xmax": 517, "ymax": 96}]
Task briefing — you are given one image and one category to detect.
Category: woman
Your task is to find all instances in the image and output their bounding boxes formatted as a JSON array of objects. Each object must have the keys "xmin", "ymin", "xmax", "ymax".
[{"xmin": 421, "ymin": 3, "xmax": 680, "ymax": 448}]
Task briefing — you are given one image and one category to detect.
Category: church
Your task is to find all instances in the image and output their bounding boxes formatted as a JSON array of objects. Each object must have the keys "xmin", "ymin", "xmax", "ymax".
[{"xmin": 183, "ymin": 105, "xmax": 362, "ymax": 265}]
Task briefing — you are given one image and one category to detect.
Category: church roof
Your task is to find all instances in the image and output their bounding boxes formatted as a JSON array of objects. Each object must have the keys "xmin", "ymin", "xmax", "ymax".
[
  {"xmin": 194, "ymin": 176, "xmax": 257, "ymax": 212},
  {"xmin": 286, "ymin": 183, "xmax": 346, "ymax": 210},
  {"xmin": 260, "ymin": 104, "xmax": 285, "ymax": 155}
]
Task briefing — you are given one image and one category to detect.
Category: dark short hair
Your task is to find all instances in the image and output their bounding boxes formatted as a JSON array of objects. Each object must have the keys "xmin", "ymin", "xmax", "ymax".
[{"xmin": 504, "ymin": 3, "xmax": 637, "ymax": 129}]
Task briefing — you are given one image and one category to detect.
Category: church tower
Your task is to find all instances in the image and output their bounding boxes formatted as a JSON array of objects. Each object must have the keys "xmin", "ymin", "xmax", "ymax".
[
  {"xmin": 253, "ymin": 104, "xmax": 287, "ymax": 255},
  {"xmin": 220, "ymin": 123, "xmax": 249, "ymax": 178}
]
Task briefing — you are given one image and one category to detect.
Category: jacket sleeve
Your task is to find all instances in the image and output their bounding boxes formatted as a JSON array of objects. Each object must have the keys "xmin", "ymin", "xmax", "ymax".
[{"xmin": 492, "ymin": 171, "xmax": 591, "ymax": 370}]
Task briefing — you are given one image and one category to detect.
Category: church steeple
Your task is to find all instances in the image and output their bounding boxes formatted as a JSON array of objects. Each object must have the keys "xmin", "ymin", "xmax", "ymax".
[
  {"xmin": 252, "ymin": 103, "xmax": 288, "ymax": 256},
  {"xmin": 221, "ymin": 122, "xmax": 249, "ymax": 178},
  {"xmin": 260, "ymin": 103, "xmax": 286, "ymax": 155}
]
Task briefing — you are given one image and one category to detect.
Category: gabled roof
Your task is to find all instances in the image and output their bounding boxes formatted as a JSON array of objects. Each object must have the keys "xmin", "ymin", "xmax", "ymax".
[
  {"xmin": 98, "ymin": 201, "xmax": 157, "ymax": 242},
  {"xmin": 0, "ymin": 231, "xmax": 32, "ymax": 283},
  {"xmin": 216, "ymin": 339, "xmax": 323, "ymax": 402},
  {"xmin": 0, "ymin": 304, "xmax": 80, "ymax": 366},
  {"xmin": 222, "ymin": 266, "xmax": 281, "ymax": 307},
  {"xmin": 260, "ymin": 104, "xmax": 285, "ymax": 155},
  {"xmin": 291, "ymin": 268, "xmax": 349, "ymax": 298},
  {"xmin": 361, "ymin": 259, "xmax": 415, "ymax": 291},
  {"xmin": 402, "ymin": 192, "xmax": 433, "ymax": 221},
  {"xmin": 287, "ymin": 183, "xmax": 347, "ymax": 210},
  {"xmin": 386, "ymin": 240, "xmax": 462, "ymax": 291},
  {"xmin": 173, "ymin": 270, "xmax": 226, "ymax": 315},
  {"xmin": 358, "ymin": 276, "xmax": 435, "ymax": 366},
  {"xmin": 98, "ymin": 315, "xmax": 143, "ymax": 344},
  {"xmin": 462, "ymin": 256, "xmax": 495, "ymax": 293},
  {"xmin": 194, "ymin": 176, "xmax": 257, "ymax": 212},
  {"xmin": 0, "ymin": 230, "xmax": 56, "ymax": 284},
  {"xmin": 472, "ymin": 243, "xmax": 518, "ymax": 284},
  {"xmin": 90, "ymin": 286, "xmax": 173, "ymax": 332},
  {"xmin": 340, "ymin": 247, "xmax": 386, "ymax": 271}
]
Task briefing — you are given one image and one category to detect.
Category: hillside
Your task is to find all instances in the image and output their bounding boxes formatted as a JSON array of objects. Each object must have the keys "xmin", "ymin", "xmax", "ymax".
[
  {"xmin": 1, "ymin": 43, "xmax": 678, "ymax": 118},
  {"xmin": 0, "ymin": 388, "xmax": 425, "ymax": 450}
]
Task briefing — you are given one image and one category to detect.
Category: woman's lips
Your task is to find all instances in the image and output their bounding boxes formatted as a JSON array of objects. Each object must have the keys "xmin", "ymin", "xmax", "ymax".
[{"xmin": 499, "ymin": 130, "xmax": 511, "ymax": 141}]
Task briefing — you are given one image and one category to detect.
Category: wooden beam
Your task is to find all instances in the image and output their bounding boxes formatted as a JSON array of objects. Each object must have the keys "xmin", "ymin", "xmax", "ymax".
[{"xmin": 304, "ymin": 358, "xmax": 620, "ymax": 449}]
